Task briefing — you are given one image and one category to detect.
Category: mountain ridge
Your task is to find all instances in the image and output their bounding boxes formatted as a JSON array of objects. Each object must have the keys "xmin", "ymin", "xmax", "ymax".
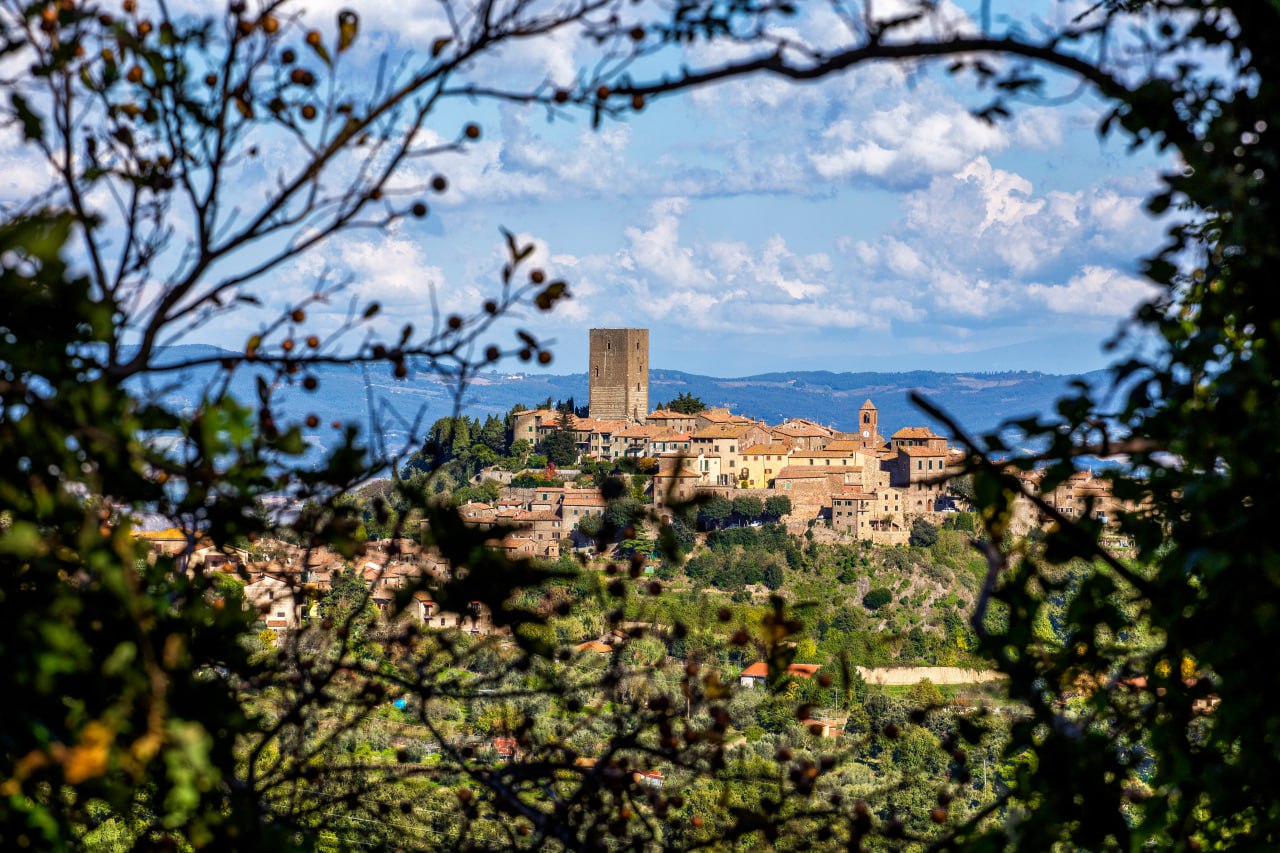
[{"xmin": 137, "ymin": 345, "xmax": 1104, "ymax": 451}]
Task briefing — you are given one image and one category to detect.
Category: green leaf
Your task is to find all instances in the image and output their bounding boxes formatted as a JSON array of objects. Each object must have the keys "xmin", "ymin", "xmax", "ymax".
[{"xmin": 12, "ymin": 94, "xmax": 44, "ymax": 142}]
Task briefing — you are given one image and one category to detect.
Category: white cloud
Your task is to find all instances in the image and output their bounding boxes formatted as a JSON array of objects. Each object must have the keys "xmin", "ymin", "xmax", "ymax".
[{"xmin": 1028, "ymin": 266, "xmax": 1159, "ymax": 316}]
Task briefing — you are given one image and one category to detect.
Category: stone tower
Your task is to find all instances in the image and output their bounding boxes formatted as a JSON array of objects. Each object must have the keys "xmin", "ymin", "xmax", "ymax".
[
  {"xmin": 857, "ymin": 399, "xmax": 879, "ymax": 449},
  {"xmin": 588, "ymin": 328, "xmax": 649, "ymax": 422}
]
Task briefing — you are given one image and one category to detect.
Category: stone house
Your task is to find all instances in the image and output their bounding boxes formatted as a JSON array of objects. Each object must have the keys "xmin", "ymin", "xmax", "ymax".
[
  {"xmin": 562, "ymin": 489, "xmax": 608, "ymax": 529},
  {"xmin": 771, "ymin": 418, "xmax": 835, "ymax": 451},
  {"xmin": 244, "ymin": 574, "xmax": 304, "ymax": 635},
  {"xmin": 890, "ymin": 445, "xmax": 951, "ymax": 513},
  {"xmin": 645, "ymin": 428, "xmax": 694, "ymax": 456},
  {"xmin": 890, "ymin": 427, "xmax": 948, "ymax": 453},
  {"xmin": 690, "ymin": 422, "xmax": 774, "ymax": 486},
  {"xmin": 831, "ymin": 488, "xmax": 908, "ymax": 544},
  {"xmin": 646, "ymin": 408, "xmax": 698, "ymax": 433},
  {"xmin": 653, "ymin": 456, "xmax": 702, "ymax": 518}
]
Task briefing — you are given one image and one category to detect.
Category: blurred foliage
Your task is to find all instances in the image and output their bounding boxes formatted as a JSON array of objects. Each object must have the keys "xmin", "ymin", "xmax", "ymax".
[{"xmin": 4, "ymin": 0, "xmax": 1280, "ymax": 851}]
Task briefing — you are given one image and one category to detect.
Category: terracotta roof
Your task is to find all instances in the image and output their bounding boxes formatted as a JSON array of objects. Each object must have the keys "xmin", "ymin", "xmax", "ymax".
[
  {"xmin": 575, "ymin": 640, "xmax": 613, "ymax": 654},
  {"xmin": 513, "ymin": 511, "xmax": 560, "ymax": 522},
  {"xmin": 698, "ymin": 408, "xmax": 752, "ymax": 424},
  {"xmin": 833, "ymin": 489, "xmax": 876, "ymax": 500},
  {"xmin": 741, "ymin": 662, "xmax": 822, "ymax": 679},
  {"xmin": 693, "ymin": 423, "xmax": 757, "ymax": 439},
  {"xmin": 615, "ymin": 424, "xmax": 662, "ymax": 438},
  {"xmin": 741, "ymin": 443, "xmax": 792, "ymax": 455},
  {"xmin": 898, "ymin": 445, "xmax": 948, "ymax": 457},
  {"xmin": 647, "ymin": 409, "xmax": 692, "ymax": 420},
  {"xmin": 773, "ymin": 421, "xmax": 832, "ymax": 437},
  {"xmin": 892, "ymin": 427, "xmax": 943, "ymax": 440},
  {"xmin": 824, "ymin": 439, "xmax": 864, "ymax": 452},
  {"xmin": 860, "ymin": 399, "xmax": 876, "ymax": 409}
]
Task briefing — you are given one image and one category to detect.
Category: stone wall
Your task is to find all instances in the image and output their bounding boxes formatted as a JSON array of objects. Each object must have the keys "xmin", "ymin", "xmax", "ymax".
[{"xmin": 855, "ymin": 666, "xmax": 1005, "ymax": 686}]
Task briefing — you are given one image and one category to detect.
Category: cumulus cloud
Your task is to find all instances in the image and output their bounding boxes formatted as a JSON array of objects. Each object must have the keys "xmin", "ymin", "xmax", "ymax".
[
  {"xmin": 1028, "ymin": 266, "xmax": 1159, "ymax": 316},
  {"xmin": 847, "ymin": 156, "xmax": 1162, "ymax": 321}
]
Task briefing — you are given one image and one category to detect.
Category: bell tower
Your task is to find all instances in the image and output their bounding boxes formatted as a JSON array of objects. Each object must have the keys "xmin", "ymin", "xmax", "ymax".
[{"xmin": 858, "ymin": 399, "xmax": 879, "ymax": 449}]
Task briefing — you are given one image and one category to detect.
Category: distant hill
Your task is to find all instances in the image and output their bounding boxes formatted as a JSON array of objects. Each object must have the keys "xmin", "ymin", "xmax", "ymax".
[{"xmin": 136, "ymin": 346, "xmax": 1106, "ymax": 456}]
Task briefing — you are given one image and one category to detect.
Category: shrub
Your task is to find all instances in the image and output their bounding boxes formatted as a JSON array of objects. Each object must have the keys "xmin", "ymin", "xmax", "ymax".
[{"xmin": 862, "ymin": 587, "xmax": 893, "ymax": 611}]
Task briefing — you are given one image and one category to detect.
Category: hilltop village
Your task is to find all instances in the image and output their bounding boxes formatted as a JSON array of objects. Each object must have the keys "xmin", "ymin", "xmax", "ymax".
[{"xmin": 140, "ymin": 328, "xmax": 1130, "ymax": 642}]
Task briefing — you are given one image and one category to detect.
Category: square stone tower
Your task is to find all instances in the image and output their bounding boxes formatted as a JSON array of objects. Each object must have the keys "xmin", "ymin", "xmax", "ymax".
[{"xmin": 588, "ymin": 328, "xmax": 648, "ymax": 422}]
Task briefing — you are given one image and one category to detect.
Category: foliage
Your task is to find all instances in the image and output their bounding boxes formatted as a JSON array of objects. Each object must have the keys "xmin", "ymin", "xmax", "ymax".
[
  {"xmin": 764, "ymin": 494, "xmax": 793, "ymax": 519},
  {"xmin": 697, "ymin": 495, "xmax": 733, "ymax": 530},
  {"xmin": 731, "ymin": 494, "xmax": 764, "ymax": 520},
  {"xmin": 861, "ymin": 588, "xmax": 892, "ymax": 611},
  {"xmin": 5, "ymin": 0, "xmax": 1279, "ymax": 849},
  {"xmin": 909, "ymin": 517, "xmax": 939, "ymax": 548},
  {"xmin": 538, "ymin": 410, "xmax": 578, "ymax": 467},
  {"xmin": 662, "ymin": 392, "xmax": 707, "ymax": 414}
]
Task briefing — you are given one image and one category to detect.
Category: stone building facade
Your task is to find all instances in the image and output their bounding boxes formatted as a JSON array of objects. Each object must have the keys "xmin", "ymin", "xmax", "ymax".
[{"xmin": 588, "ymin": 328, "xmax": 649, "ymax": 422}]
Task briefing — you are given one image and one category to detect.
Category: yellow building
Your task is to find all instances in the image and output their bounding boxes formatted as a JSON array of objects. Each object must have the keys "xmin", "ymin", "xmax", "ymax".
[{"xmin": 737, "ymin": 443, "xmax": 794, "ymax": 488}]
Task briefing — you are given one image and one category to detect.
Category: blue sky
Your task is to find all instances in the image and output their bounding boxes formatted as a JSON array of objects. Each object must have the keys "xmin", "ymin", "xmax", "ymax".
[{"xmin": 0, "ymin": 1, "xmax": 1175, "ymax": 378}]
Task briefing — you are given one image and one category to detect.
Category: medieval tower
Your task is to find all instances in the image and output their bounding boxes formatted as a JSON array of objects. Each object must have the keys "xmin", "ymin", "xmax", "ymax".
[{"xmin": 588, "ymin": 328, "xmax": 649, "ymax": 422}]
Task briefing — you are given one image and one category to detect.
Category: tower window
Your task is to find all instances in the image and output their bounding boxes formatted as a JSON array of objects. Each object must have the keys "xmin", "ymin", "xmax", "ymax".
[
  {"xmin": 594, "ymin": 367, "xmax": 599, "ymax": 377},
  {"xmin": 607, "ymin": 341, "xmax": 611, "ymax": 350},
  {"xmin": 636, "ymin": 383, "xmax": 641, "ymax": 391}
]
